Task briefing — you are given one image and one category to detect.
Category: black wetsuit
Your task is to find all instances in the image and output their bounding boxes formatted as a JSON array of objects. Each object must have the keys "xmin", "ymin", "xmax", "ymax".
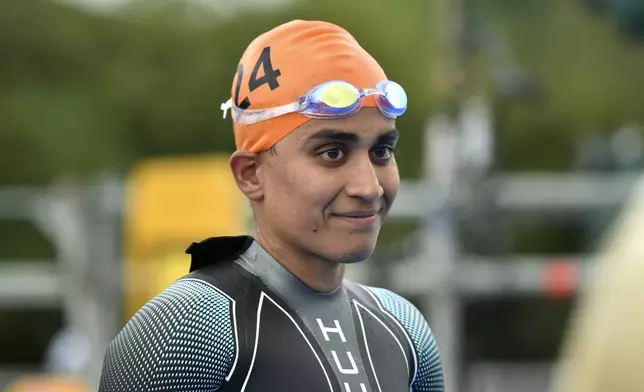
[{"xmin": 99, "ymin": 236, "xmax": 445, "ymax": 392}]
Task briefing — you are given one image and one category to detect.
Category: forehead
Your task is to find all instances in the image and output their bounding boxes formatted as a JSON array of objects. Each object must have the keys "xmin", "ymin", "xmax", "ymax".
[{"xmin": 289, "ymin": 108, "xmax": 397, "ymax": 144}]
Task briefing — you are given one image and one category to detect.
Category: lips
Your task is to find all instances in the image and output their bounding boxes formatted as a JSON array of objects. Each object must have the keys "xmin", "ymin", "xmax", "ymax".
[
  {"xmin": 334, "ymin": 210, "xmax": 379, "ymax": 218},
  {"xmin": 331, "ymin": 209, "xmax": 381, "ymax": 229}
]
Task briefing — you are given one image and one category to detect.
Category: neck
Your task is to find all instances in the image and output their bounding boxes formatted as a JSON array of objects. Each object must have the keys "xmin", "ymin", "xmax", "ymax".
[{"xmin": 253, "ymin": 229, "xmax": 346, "ymax": 293}]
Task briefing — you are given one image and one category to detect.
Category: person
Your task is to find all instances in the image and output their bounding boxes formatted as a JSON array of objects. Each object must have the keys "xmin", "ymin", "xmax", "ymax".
[
  {"xmin": 550, "ymin": 176, "xmax": 644, "ymax": 392},
  {"xmin": 99, "ymin": 19, "xmax": 445, "ymax": 392}
]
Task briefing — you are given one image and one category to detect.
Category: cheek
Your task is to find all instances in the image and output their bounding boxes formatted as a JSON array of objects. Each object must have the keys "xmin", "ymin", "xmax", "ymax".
[
  {"xmin": 266, "ymin": 165, "xmax": 335, "ymax": 215},
  {"xmin": 379, "ymin": 165, "xmax": 400, "ymax": 205},
  {"xmin": 290, "ymin": 168, "xmax": 339, "ymax": 209}
]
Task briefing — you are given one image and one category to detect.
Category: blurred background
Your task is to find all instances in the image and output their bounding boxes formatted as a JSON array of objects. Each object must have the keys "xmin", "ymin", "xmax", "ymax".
[{"xmin": 2, "ymin": 0, "xmax": 644, "ymax": 391}]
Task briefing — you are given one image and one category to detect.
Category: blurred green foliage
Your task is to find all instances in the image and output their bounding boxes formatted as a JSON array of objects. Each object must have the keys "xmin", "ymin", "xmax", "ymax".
[
  {"xmin": 585, "ymin": 0, "xmax": 644, "ymax": 39},
  {"xmin": 0, "ymin": 0, "xmax": 432, "ymax": 184},
  {"xmin": 2, "ymin": 0, "xmax": 644, "ymax": 184},
  {"xmin": 477, "ymin": 0, "xmax": 644, "ymax": 170}
]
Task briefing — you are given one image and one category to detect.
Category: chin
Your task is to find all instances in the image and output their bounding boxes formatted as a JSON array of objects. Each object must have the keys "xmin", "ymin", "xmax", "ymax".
[
  {"xmin": 339, "ymin": 253, "xmax": 373, "ymax": 264},
  {"xmin": 330, "ymin": 236, "xmax": 378, "ymax": 264}
]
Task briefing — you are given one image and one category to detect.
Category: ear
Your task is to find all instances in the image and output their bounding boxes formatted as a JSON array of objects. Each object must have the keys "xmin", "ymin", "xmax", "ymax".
[{"xmin": 229, "ymin": 150, "xmax": 264, "ymax": 201}]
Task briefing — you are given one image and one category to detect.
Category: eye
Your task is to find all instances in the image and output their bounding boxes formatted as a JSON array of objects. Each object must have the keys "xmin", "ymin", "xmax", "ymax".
[
  {"xmin": 319, "ymin": 148, "xmax": 346, "ymax": 161},
  {"xmin": 371, "ymin": 145, "xmax": 395, "ymax": 161}
]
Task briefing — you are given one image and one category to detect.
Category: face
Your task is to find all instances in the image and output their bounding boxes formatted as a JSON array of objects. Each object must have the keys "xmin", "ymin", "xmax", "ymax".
[{"xmin": 254, "ymin": 108, "xmax": 400, "ymax": 264}]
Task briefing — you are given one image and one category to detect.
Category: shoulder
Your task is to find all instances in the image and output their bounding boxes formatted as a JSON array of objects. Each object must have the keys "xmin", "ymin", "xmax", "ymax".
[
  {"xmin": 359, "ymin": 285, "xmax": 435, "ymax": 350},
  {"xmin": 360, "ymin": 285, "xmax": 445, "ymax": 392},
  {"xmin": 99, "ymin": 278, "xmax": 236, "ymax": 392}
]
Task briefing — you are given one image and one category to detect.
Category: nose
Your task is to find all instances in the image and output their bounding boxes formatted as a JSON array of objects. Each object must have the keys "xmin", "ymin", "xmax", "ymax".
[{"xmin": 344, "ymin": 157, "xmax": 384, "ymax": 203}]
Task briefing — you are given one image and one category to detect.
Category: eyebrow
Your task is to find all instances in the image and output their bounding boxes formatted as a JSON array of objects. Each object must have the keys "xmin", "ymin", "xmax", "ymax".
[{"xmin": 303, "ymin": 128, "xmax": 399, "ymax": 146}]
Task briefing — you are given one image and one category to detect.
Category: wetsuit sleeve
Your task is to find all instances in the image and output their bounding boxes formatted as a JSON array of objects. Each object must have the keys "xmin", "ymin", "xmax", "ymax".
[
  {"xmin": 366, "ymin": 287, "xmax": 446, "ymax": 392},
  {"xmin": 98, "ymin": 279, "xmax": 236, "ymax": 392}
]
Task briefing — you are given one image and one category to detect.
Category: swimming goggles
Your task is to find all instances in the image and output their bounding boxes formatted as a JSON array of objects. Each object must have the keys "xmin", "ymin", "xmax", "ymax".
[{"xmin": 221, "ymin": 80, "xmax": 407, "ymax": 125}]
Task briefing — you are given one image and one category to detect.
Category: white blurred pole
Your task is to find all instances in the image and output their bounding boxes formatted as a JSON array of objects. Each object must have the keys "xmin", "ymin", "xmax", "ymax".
[
  {"xmin": 33, "ymin": 179, "xmax": 123, "ymax": 389},
  {"xmin": 32, "ymin": 186, "xmax": 96, "ymax": 382},
  {"xmin": 423, "ymin": 0, "xmax": 466, "ymax": 390},
  {"xmin": 422, "ymin": 116, "xmax": 461, "ymax": 392}
]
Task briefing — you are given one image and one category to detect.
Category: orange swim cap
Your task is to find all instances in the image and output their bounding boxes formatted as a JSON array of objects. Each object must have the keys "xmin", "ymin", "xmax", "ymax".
[{"xmin": 227, "ymin": 20, "xmax": 387, "ymax": 152}]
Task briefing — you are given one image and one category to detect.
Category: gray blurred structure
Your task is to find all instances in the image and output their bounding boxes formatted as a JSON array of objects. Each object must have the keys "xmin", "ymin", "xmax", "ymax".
[
  {"xmin": 0, "ymin": 178, "xmax": 123, "ymax": 389},
  {"xmin": 0, "ymin": 129, "xmax": 640, "ymax": 390},
  {"xmin": 467, "ymin": 362, "xmax": 553, "ymax": 392},
  {"xmin": 1, "ymin": 115, "xmax": 642, "ymax": 390}
]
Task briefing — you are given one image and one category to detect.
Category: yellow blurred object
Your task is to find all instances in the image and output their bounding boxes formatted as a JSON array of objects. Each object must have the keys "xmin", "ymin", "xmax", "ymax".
[
  {"xmin": 551, "ymin": 174, "xmax": 644, "ymax": 392},
  {"xmin": 4, "ymin": 375, "xmax": 89, "ymax": 392},
  {"xmin": 122, "ymin": 154, "xmax": 249, "ymax": 321}
]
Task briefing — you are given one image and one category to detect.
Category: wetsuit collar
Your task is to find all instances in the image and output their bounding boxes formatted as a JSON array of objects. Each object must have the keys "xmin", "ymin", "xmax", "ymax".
[{"xmin": 185, "ymin": 235, "xmax": 254, "ymax": 272}]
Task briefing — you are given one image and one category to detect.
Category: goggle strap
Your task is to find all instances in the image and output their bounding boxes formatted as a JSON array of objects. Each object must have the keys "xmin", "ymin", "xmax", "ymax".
[
  {"xmin": 232, "ymin": 101, "xmax": 301, "ymax": 125},
  {"xmin": 221, "ymin": 99, "xmax": 233, "ymax": 119}
]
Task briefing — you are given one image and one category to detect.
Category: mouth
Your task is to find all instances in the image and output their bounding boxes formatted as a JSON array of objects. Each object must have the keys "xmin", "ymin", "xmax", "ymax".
[
  {"xmin": 336, "ymin": 210, "xmax": 379, "ymax": 218},
  {"xmin": 331, "ymin": 210, "xmax": 382, "ymax": 228}
]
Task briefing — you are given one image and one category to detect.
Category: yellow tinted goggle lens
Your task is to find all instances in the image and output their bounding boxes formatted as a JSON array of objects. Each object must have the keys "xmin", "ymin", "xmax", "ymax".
[{"xmin": 319, "ymin": 83, "xmax": 359, "ymax": 108}]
